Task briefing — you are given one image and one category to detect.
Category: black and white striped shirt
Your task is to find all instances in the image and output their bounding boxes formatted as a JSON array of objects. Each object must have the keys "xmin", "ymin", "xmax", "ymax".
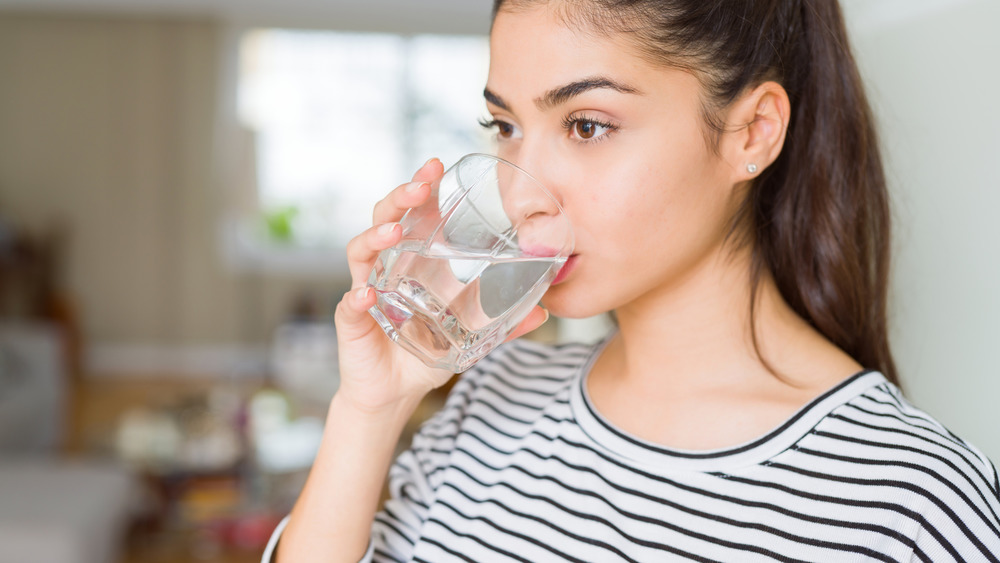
[{"xmin": 265, "ymin": 339, "xmax": 1000, "ymax": 562}]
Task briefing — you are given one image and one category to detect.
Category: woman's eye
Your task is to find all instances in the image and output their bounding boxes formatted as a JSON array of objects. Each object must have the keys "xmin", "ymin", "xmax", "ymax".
[
  {"xmin": 570, "ymin": 119, "xmax": 612, "ymax": 141},
  {"xmin": 497, "ymin": 121, "xmax": 515, "ymax": 139},
  {"xmin": 478, "ymin": 118, "xmax": 520, "ymax": 140}
]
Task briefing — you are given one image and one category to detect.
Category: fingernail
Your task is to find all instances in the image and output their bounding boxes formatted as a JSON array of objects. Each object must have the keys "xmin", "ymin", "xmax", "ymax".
[
  {"xmin": 356, "ymin": 287, "xmax": 370, "ymax": 302},
  {"xmin": 423, "ymin": 157, "xmax": 438, "ymax": 168},
  {"xmin": 405, "ymin": 181, "xmax": 426, "ymax": 193},
  {"xmin": 378, "ymin": 222, "xmax": 397, "ymax": 236},
  {"xmin": 540, "ymin": 308, "xmax": 550, "ymax": 323}
]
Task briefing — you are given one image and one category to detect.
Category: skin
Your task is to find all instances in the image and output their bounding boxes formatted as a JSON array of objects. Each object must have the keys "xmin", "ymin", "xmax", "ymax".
[{"xmin": 277, "ymin": 3, "xmax": 862, "ymax": 561}]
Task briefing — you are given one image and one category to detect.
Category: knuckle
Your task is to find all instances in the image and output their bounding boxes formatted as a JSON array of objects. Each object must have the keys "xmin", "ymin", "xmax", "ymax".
[
  {"xmin": 349, "ymin": 272, "xmax": 368, "ymax": 290},
  {"xmin": 345, "ymin": 227, "xmax": 376, "ymax": 258},
  {"xmin": 372, "ymin": 194, "xmax": 393, "ymax": 222},
  {"xmin": 334, "ymin": 290, "xmax": 355, "ymax": 318},
  {"xmin": 345, "ymin": 236, "xmax": 362, "ymax": 258},
  {"xmin": 333, "ymin": 303, "xmax": 348, "ymax": 327}
]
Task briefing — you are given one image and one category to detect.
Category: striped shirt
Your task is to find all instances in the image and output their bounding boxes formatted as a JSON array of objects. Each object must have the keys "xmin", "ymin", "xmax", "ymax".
[{"xmin": 264, "ymin": 338, "xmax": 1000, "ymax": 562}]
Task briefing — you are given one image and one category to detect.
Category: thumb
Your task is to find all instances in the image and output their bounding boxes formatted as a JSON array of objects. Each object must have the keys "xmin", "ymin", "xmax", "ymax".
[
  {"xmin": 334, "ymin": 286, "xmax": 381, "ymax": 344},
  {"xmin": 504, "ymin": 306, "xmax": 550, "ymax": 343}
]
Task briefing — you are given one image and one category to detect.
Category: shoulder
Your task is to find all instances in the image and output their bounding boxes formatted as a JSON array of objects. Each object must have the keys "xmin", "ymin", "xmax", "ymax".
[
  {"xmin": 807, "ymin": 378, "xmax": 1000, "ymax": 542},
  {"xmin": 827, "ymin": 380, "xmax": 999, "ymax": 493},
  {"xmin": 417, "ymin": 338, "xmax": 593, "ymax": 430},
  {"xmin": 422, "ymin": 338, "xmax": 595, "ymax": 439},
  {"xmin": 409, "ymin": 339, "xmax": 595, "ymax": 479}
]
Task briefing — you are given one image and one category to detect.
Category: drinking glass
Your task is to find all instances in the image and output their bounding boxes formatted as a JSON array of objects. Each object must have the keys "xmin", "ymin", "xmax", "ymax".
[{"xmin": 367, "ymin": 153, "xmax": 574, "ymax": 372}]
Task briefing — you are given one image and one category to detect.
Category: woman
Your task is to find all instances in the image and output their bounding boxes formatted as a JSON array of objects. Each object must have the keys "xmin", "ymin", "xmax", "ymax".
[{"xmin": 267, "ymin": 1, "xmax": 1000, "ymax": 561}]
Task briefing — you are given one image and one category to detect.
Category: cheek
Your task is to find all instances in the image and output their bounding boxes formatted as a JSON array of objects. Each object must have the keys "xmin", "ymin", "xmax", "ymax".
[
  {"xmin": 581, "ymin": 151, "xmax": 730, "ymax": 266},
  {"xmin": 586, "ymin": 159, "xmax": 677, "ymax": 231},
  {"xmin": 551, "ymin": 126, "xmax": 727, "ymax": 255}
]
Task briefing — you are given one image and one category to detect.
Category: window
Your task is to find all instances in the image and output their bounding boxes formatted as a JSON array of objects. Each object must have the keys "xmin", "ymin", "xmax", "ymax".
[{"xmin": 233, "ymin": 29, "xmax": 492, "ymax": 272}]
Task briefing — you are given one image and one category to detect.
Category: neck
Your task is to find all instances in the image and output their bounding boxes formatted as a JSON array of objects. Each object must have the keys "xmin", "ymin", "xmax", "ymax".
[
  {"xmin": 586, "ymin": 242, "xmax": 861, "ymax": 450},
  {"xmin": 587, "ymin": 242, "xmax": 860, "ymax": 449},
  {"xmin": 603, "ymin": 241, "xmax": 841, "ymax": 395}
]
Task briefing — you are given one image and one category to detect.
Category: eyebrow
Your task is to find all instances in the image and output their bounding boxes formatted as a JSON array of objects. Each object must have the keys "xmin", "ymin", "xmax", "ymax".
[{"xmin": 483, "ymin": 76, "xmax": 641, "ymax": 113}]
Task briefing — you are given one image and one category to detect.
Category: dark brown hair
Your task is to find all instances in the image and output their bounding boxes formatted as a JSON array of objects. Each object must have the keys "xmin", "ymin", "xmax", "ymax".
[{"xmin": 493, "ymin": 0, "xmax": 898, "ymax": 384}]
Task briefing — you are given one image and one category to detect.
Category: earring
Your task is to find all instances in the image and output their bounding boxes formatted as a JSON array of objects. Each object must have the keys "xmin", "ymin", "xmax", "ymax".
[{"xmin": 747, "ymin": 163, "xmax": 758, "ymax": 174}]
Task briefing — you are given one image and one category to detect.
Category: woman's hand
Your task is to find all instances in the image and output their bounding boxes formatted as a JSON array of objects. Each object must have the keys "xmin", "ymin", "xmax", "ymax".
[
  {"xmin": 334, "ymin": 158, "xmax": 448, "ymax": 413},
  {"xmin": 277, "ymin": 158, "xmax": 549, "ymax": 563},
  {"xmin": 333, "ymin": 158, "xmax": 549, "ymax": 414}
]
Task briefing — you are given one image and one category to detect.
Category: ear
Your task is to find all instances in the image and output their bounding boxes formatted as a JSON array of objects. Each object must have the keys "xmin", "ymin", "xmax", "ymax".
[{"xmin": 720, "ymin": 81, "xmax": 790, "ymax": 182}]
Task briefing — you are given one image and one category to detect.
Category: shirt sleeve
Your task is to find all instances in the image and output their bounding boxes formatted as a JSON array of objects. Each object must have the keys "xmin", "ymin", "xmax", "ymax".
[
  {"xmin": 909, "ymin": 448, "xmax": 1000, "ymax": 562},
  {"xmin": 259, "ymin": 517, "xmax": 375, "ymax": 563},
  {"xmin": 260, "ymin": 516, "xmax": 288, "ymax": 563},
  {"xmin": 369, "ymin": 367, "xmax": 479, "ymax": 560}
]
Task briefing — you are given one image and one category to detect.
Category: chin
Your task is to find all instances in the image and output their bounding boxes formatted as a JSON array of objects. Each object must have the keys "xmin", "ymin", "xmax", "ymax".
[{"xmin": 541, "ymin": 283, "xmax": 611, "ymax": 319}]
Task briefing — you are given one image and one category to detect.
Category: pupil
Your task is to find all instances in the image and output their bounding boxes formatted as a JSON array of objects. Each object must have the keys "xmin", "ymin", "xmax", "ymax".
[{"xmin": 578, "ymin": 122, "xmax": 594, "ymax": 139}]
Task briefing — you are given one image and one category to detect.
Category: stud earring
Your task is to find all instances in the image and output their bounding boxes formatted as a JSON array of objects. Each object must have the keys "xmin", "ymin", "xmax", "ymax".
[{"xmin": 747, "ymin": 163, "xmax": 758, "ymax": 174}]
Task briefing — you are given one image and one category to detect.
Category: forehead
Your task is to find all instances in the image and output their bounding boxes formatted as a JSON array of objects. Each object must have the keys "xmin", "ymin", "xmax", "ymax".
[
  {"xmin": 487, "ymin": 6, "xmax": 699, "ymax": 112},
  {"xmin": 489, "ymin": 6, "xmax": 649, "ymax": 88}
]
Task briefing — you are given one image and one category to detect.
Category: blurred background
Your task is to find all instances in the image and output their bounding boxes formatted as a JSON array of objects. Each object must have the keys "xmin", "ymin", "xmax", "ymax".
[{"xmin": 0, "ymin": 0, "xmax": 996, "ymax": 561}]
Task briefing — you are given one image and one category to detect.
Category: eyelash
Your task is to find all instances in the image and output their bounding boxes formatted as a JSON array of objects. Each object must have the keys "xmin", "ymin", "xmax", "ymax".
[
  {"xmin": 477, "ymin": 115, "xmax": 619, "ymax": 143},
  {"xmin": 477, "ymin": 117, "xmax": 518, "ymax": 142},
  {"xmin": 478, "ymin": 117, "xmax": 504, "ymax": 131},
  {"xmin": 561, "ymin": 114, "xmax": 618, "ymax": 143}
]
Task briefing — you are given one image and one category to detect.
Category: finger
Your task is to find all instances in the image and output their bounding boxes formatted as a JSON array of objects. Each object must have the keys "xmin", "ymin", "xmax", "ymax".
[
  {"xmin": 504, "ymin": 306, "xmax": 550, "ymax": 343},
  {"xmin": 412, "ymin": 157, "xmax": 445, "ymax": 183},
  {"xmin": 372, "ymin": 180, "xmax": 432, "ymax": 226},
  {"xmin": 345, "ymin": 222, "xmax": 402, "ymax": 287},
  {"xmin": 334, "ymin": 286, "xmax": 380, "ymax": 342},
  {"xmin": 371, "ymin": 158, "xmax": 445, "ymax": 225}
]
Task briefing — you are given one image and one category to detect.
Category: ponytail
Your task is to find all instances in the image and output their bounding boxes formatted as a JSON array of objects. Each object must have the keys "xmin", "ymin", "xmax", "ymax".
[{"xmin": 753, "ymin": 1, "xmax": 897, "ymax": 384}]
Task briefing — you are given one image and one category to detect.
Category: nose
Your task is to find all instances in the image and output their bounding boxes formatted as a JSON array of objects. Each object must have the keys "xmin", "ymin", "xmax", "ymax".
[
  {"xmin": 497, "ymin": 133, "xmax": 566, "ymax": 217},
  {"xmin": 494, "ymin": 155, "xmax": 573, "ymax": 257},
  {"xmin": 497, "ymin": 160, "xmax": 560, "ymax": 225}
]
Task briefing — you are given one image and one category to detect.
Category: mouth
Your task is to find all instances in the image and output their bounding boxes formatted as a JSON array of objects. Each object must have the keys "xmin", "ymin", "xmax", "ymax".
[{"xmin": 552, "ymin": 255, "xmax": 579, "ymax": 285}]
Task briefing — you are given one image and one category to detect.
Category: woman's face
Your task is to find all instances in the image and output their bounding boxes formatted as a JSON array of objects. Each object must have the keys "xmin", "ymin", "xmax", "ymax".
[{"xmin": 486, "ymin": 5, "xmax": 743, "ymax": 318}]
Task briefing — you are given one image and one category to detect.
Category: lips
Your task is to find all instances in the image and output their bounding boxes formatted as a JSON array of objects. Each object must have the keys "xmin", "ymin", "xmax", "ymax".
[
  {"xmin": 552, "ymin": 255, "xmax": 579, "ymax": 285},
  {"xmin": 519, "ymin": 244, "xmax": 560, "ymax": 258}
]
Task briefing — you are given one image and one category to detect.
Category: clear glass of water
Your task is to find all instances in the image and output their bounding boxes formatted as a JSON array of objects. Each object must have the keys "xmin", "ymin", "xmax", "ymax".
[{"xmin": 367, "ymin": 153, "xmax": 574, "ymax": 372}]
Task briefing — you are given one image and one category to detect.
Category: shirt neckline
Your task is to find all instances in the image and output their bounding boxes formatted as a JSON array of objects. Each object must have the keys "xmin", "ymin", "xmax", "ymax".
[{"xmin": 568, "ymin": 337, "xmax": 888, "ymax": 472}]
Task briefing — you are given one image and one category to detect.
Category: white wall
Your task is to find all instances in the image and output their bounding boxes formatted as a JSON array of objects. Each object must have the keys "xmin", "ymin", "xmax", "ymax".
[{"xmin": 844, "ymin": 0, "xmax": 1000, "ymax": 461}]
